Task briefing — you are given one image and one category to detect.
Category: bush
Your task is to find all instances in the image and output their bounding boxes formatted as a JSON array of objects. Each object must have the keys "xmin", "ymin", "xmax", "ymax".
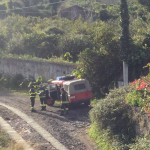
[
  {"xmin": 89, "ymin": 123, "xmax": 113, "ymax": 150},
  {"xmin": 10, "ymin": 74, "xmax": 24, "ymax": 89},
  {"xmin": 126, "ymin": 89, "xmax": 145, "ymax": 107},
  {"xmin": 0, "ymin": 74, "xmax": 35, "ymax": 90},
  {"xmin": 0, "ymin": 76, "xmax": 10, "ymax": 89},
  {"xmin": 19, "ymin": 77, "xmax": 35, "ymax": 89},
  {"xmin": 0, "ymin": 74, "xmax": 25, "ymax": 89},
  {"xmin": 0, "ymin": 130, "xmax": 9, "ymax": 147},
  {"xmin": 129, "ymin": 136, "xmax": 150, "ymax": 150},
  {"xmin": 89, "ymin": 86, "xmax": 136, "ymax": 149}
]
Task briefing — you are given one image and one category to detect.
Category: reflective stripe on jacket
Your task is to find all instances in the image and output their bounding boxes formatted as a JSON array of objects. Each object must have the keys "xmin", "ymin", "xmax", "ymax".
[
  {"xmin": 30, "ymin": 89, "xmax": 36, "ymax": 98},
  {"xmin": 37, "ymin": 88, "xmax": 46, "ymax": 98},
  {"xmin": 61, "ymin": 91, "xmax": 69, "ymax": 104}
]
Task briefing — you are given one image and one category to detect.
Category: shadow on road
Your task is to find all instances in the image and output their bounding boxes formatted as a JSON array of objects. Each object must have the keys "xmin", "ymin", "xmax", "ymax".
[{"xmin": 33, "ymin": 110, "xmax": 69, "ymax": 122}]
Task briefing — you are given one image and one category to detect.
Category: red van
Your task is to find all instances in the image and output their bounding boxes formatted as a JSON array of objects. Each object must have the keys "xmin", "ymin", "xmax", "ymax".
[{"xmin": 45, "ymin": 76, "xmax": 93, "ymax": 106}]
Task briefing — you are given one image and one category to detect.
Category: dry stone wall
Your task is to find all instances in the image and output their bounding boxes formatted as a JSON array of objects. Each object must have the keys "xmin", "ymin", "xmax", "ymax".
[{"xmin": 0, "ymin": 58, "xmax": 76, "ymax": 81}]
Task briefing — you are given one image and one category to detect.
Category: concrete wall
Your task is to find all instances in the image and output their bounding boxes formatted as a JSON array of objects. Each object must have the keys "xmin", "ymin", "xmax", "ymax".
[{"xmin": 0, "ymin": 58, "xmax": 76, "ymax": 81}]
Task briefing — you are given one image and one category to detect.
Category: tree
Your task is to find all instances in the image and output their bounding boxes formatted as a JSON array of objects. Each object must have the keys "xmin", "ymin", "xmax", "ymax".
[
  {"xmin": 138, "ymin": 0, "xmax": 150, "ymax": 7},
  {"xmin": 120, "ymin": 0, "xmax": 131, "ymax": 62},
  {"xmin": 73, "ymin": 22, "xmax": 122, "ymax": 93}
]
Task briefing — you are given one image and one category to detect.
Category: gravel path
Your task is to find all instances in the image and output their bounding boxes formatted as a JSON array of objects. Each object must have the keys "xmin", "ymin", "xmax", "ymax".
[
  {"xmin": 0, "ymin": 105, "xmax": 56, "ymax": 150},
  {"xmin": 0, "ymin": 90, "xmax": 98, "ymax": 150}
]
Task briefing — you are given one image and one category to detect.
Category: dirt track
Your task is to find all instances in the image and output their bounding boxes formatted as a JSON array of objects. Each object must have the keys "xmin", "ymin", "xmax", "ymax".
[{"xmin": 0, "ymin": 90, "xmax": 98, "ymax": 150}]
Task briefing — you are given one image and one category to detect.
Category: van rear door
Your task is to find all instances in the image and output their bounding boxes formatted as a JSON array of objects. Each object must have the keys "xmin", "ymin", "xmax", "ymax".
[{"xmin": 73, "ymin": 80, "xmax": 88, "ymax": 101}]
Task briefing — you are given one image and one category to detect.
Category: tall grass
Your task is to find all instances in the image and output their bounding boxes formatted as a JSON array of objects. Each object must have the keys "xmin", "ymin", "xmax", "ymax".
[
  {"xmin": 0, "ymin": 129, "xmax": 24, "ymax": 150},
  {"xmin": 0, "ymin": 53, "xmax": 75, "ymax": 65},
  {"xmin": 89, "ymin": 123, "xmax": 113, "ymax": 150}
]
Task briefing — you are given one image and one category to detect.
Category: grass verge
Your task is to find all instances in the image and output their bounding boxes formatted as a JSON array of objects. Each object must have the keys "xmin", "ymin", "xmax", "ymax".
[
  {"xmin": 1, "ymin": 53, "xmax": 75, "ymax": 65},
  {"xmin": 0, "ymin": 129, "xmax": 23, "ymax": 150},
  {"xmin": 89, "ymin": 123, "xmax": 113, "ymax": 150}
]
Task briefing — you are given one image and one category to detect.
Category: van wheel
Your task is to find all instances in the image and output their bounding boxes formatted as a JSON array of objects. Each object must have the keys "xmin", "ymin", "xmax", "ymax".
[
  {"xmin": 84, "ymin": 101, "xmax": 90, "ymax": 106},
  {"xmin": 46, "ymin": 99, "xmax": 55, "ymax": 106}
]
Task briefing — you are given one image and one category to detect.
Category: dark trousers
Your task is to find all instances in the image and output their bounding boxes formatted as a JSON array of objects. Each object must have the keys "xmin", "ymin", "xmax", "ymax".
[
  {"xmin": 30, "ymin": 98, "xmax": 35, "ymax": 108},
  {"xmin": 40, "ymin": 98, "xmax": 46, "ymax": 106},
  {"xmin": 61, "ymin": 104, "xmax": 69, "ymax": 111}
]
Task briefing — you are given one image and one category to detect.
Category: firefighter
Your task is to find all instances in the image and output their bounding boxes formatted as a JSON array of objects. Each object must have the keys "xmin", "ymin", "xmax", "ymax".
[
  {"xmin": 37, "ymin": 84, "xmax": 47, "ymax": 111},
  {"xmin": 60, "ymin": 88, "xmax": 69, "ymax": 116},
  {"xmin": 29, "ymin": 85, "xmax": 36, "ymax": 112}
]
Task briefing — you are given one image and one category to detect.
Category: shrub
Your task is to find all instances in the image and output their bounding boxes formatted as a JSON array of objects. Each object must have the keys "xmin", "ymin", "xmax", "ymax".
[
  {"xmin": 0, "ymin": 74, "xmax": 35, "ymax": 90},
  {"xmin": 129, "ymin": 136, "xmax": 150, "ymax": 150},
  {"xmin": 0, "ymin": 76, "xmax": 9, "ymax": 89},
  {"xmin": 0, "ymin": 74, "xmax": 25, "ymax": 89},
  {"xmin": 89, "ymin": 86, "xmax": 136, "ymax": 149},
  {"xmin": 10, "ymin": 74, "xmax": 24, "ymax": 89},
  {"xmin": 126, "ymin": 89, "xmax": 144, "ymax": 107},
  {"xmin": 0, "ymin": 130, "xmax": 9, "ymax": 147},
  {"xmin": 89, "ymin": 123, "xmax": 113, "ymax": 150},
  {"xmin": 0, "ymin": 129, "xmax": 24, "ymax": 150},
  {"xmin": 19, "ymin": 77, "xmax": 35, "ymax": 89}
]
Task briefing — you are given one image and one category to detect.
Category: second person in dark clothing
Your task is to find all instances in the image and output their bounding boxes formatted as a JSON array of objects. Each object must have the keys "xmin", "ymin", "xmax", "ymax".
[
  {"xmin": 29, "ymin": 86, "xmax": 36, "ymax": 112},
  {"xmin": 60, "ymin": 88, "xmax": 69, "ymax": 116},
  {"xmin": 37, "ymin": 84, "xmax": 47, "ymax": 111}
]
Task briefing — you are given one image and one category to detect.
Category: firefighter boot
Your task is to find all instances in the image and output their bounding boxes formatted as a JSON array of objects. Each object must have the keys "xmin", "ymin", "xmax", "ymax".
[
  {"xmin": 31, "ymin": 107, "xmax": 34, "ymax": 112},
  {"xmin": 60, "ymin": 110, "xmax": 64, "ymax": 116},
  {"xmin": 41, "ymin": 106, "xmax": 44, "ymax": 111},
  {"xmin": 64, "ymin": 109, "xmax": 69, "ymax": 115},
  {"xmin": 43, "ymin": 106, "xmax": 46, "ymax": 111}
]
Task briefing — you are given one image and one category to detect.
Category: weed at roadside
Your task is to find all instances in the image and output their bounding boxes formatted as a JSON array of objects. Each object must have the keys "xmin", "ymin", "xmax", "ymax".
[
  {"xmin": 89, "ymin": 123, "xmax": 113, "ymax": 150},
  {"xmin": 0, "ymin": 129, "xmax": 23, "ymax": 150}
]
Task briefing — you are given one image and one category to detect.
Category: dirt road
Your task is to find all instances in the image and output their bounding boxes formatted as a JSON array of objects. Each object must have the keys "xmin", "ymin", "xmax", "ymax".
[{"xmin": 0, "ymin": 90, "xmax": 98, "ymax": 150}]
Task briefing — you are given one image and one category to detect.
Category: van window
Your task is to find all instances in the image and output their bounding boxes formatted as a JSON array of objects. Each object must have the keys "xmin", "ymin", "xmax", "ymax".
[
  {"xmin": 74, "ymin": 83, "xmax": 86, "ymax": 90},
  {"xmin": 49, "ymin": 84, "xmax": 56, "ymax": 92},
  {"xmin": 63, "ymin": 85, "xmax": 69, "ymax": 93}
]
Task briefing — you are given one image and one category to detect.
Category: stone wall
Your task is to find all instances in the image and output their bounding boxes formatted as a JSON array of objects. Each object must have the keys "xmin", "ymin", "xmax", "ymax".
[{"xmin": 0, "ymin": 58, "xmax": 76, "ymax": 81}]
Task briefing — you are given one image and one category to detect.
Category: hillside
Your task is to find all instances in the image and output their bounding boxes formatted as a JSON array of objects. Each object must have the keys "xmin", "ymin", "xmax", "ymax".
[
  {"xmin": 0, "ymin": 0, "xmax": 150, "ymax": 93},
  {"xmin": 0, "ymin": 1, "xmax": 150, "ymax": 149},
  {"xmin": 0, "ymin": 0, "xmax": 132, "ymax": 19}
]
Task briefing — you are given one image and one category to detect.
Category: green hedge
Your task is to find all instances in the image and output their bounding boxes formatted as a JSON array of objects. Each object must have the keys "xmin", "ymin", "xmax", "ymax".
[
  {"xmin": 0, "ymin": 130, "xmax": 9, "ymax": 148},
  {"xmin": 89, "ymin": 86, "xmax": 136, "ymax": 149},
  {"xmin": 89, "ymin": 123, "xmax": 113, "ymax": 150},
  {"xmin": 126, "ymin": 89, "xmax": 145, "ymax": 107}
]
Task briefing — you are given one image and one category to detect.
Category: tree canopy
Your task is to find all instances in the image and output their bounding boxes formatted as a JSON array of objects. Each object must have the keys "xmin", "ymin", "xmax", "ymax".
[{"xmin": 0, "ymin": 0, "xmax": 150, "ymax": 94}]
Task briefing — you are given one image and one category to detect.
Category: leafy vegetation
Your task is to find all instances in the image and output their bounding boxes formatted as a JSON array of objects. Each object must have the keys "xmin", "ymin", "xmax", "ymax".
[
  {"xmin": 1, "ymin": 2, "xmax": 150, "ymax": 149},
  {"xmin": 0, "ymin": 0, "xmax": 150, "ymax": 94},
  {"xmin": 89, "ymin": 86, "xmax": 136, "ymax": 149},
  {"xmin": 0, "ymin": 129, "xmax": 9, "ymax": 148},
  {"xmin": 89, "ymin": 61, "xmax": 150, "ymax": 150},
  {"xmin": 89, "ymin": 123, "xmax": 113, "ymax": 150},
  {"xmin": 89, "ymin": 84, "xmax": 150, "ymax": 150},
  {"xmin": 126, "ymin": 63, "xmax": 150, "ymax": 115},
  {"xmin": 126, "ymin": 89, "xmax": 144, "ymax": 107},
  {"xmin": 0, "ymin": 128, "xmax": 23, "ymax": 150}
]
